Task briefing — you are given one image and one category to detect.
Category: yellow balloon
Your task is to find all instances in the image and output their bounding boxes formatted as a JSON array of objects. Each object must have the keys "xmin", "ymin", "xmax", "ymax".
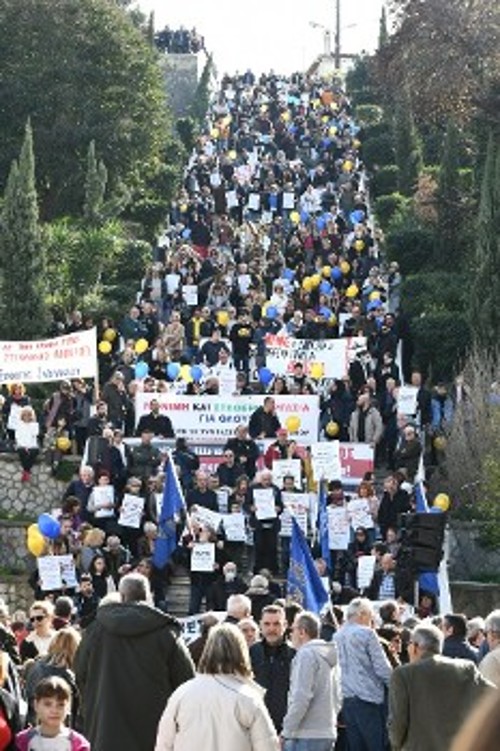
[
  {"xmin": 302, "ymin": 277, "xmax": 313, "ymax": 292},
  {"xmin": 98, "ymin": 340, "xmax": 112, "ymax": 355},
  {"xmin": 27, "ymin": 524, "xmax": 41, "ymax": 539},
  {"xmin": 343, "ymin": 160, "xmax": 354, "ymax": 172},
  {"xmin": 290, "ymin": 210, "xmax": 300, "ymax": 224},
  {"xmin": 369, "ymin": 291, "xmax": 381, "ymax": 301},
  {"xmin": 285, "ymin": 415, "xmax": 301, "ymax": 433},
  {"xmin": 328, "ymin": 126, "xmax": 337, "ymax": 136},
  {"xmin": 340, "ymin": 261, "xmax": 350, "ymax": 275},
  {"xmin": 433, "ymin": 436, "xmax": 447, "ymax": 451},
  {"xmin": 322, "ymin": 265, "xmax": 332, "ymax": 277},
  {"xmin": 180, "ymin": 364, "xmax": 193, "ymax": 383},
  {"xmin": 27, "ymin": 530, "xmax": 46, "ymax": 557},
  {"xmin": 354, "ymin": 239, "xmax": 365, "ymax": 251},
  {"xmin": 217, "ymin": 310, "xmax": 229, "ymax": 327},
  {"xmin": 326, "ymin": 421, "xmax": 340, "ymax": 437},
  {"xmin": 433, "ymin": 493, "xmax": 450, "ymax": 512},
  {"xmin": 210, "ymin": 127, "xmax": 219, "ymax": 139},
  {"xmin": 103, "ymin": 328, "xmax": 117, "ymax": 342},
  {"xmin": 328, "ymin": 313, "xmax": 337, "ymax": 326},
  {"xmin": 310, "ymin": 274, "xmax": 321, "ymax": 289},
  {"xmin": 310, "ymin": 362, "xmax": 324, "ymax": 380},
  {"xmin": 353, "ymin": 138, "xmax": 362, "ymax": 149},
  {"xmin": 179, "ymin": 203, "xmax": 188, "ymax": 213},
  {"xmin": 228, "ymin": 150, "xmax": 237, "ymax": 160},
  {"xmin": 56, "ymin": 436, "xmax": 72, "ymax": 452},
  {"xmin": 321, "ymin": 115, "xmax": 329, "ymax": 124},
  {"xmin": 346, "ymin": 284, "xmax": 359, "ymax": 298},
  {"xmin": 281, "ymin": 111, "xmax": 290, "ymax": 122},
  {"xmin": 312, "ymin": 99, "xmax": 321, "ymax": 109},
  {"xmin": 135, "ymin": 338, "xmax": 149, "ymax": 355}
]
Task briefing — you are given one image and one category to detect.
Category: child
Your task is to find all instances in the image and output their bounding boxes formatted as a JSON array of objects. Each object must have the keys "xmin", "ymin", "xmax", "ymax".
[{"xmin": 15, "ymin": 676, "xmax": 89, "ymax": 751}]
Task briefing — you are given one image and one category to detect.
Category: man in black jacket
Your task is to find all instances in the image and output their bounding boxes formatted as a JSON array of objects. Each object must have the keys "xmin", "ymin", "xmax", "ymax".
[
  {"xmin": 249, "ymin": 396, "xmax": 281, "ymax": 439},
  {"xmin": 75, "ymin": 573, "xmax": 194, "ymax": 751},
  {"xmin": 250, "ymin": 604, "xmax": 295, "ymax": 734},
  {"xmin": 136, "ymin": 399, "xmax": 175, "ymax": 438}
]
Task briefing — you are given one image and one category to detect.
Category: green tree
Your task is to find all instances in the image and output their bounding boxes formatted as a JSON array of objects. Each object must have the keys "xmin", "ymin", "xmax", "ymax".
[
  {"xmin": 83, "ymin": 141, "xmax": 107, "ymax": 228},
  {"xmin": 378, "ymin": 6, "xmax": 389, "ymax": 49},
  {"xmin": 0, "ymin": 121, "xmax": 48, "ymax": 339},
  {"xmin": 470, "ymin": 130, "xmax": 500, "ymax": 352},
  {"xmin": 0, "ymin": 0, "xmax": 173, "ymax": 221},
  {"xmin": 435, "ymin": 121, "xmax": 462, "ymax": 267},
  {"xmin": 394, "ymin": 89, "xmax": 423, "ymax": 195},
  {"xmin": 191, "ymin": 55, "xmax": 214, "ymax": 124}
]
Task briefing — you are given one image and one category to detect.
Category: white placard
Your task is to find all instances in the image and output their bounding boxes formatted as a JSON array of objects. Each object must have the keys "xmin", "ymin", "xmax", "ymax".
[
  {"xmin": 0, "ymin": 328, "xmax": 98, "ymax": 384},
  {"xmin": 59, "ymin": 554, "xmax": 78, "ymax": 588},
  {"xmin": 311, "ymin": 442, "xmax": 341, "ymax": 481},
  {"xmin": 7, "ymin": 403, "xmax": 22, "ymax": 432},
  {"xmin": 253, "ymin": 488, "xmax": 277, "ymax": 520},
  {"xmin": 216, "ymin": 488, "xmax": 230, "ymax": 513},
  {"xmin": 182, "ymin": 285, "xmax": 198, "ymax": 306},
  {"xmin": 226, "ymin": 190, "xmax": 239, "ymax": 209},
  {"xmin": 327, "ymin": 506, "xmax": 350, "ymax": 550},
  {"xmin": 282, "ymin": 192, "xmax": 295, "ymax": 210},
  {"xmin": 38, "ymin": 555, "xmax": 77, "ymax": 591},
  {"xmin": 357, "ymin": 555, "xmax": 377, "ymax": 590},
  {"xmin": 155, "ymin": 492, "xmax": 163, "ymax": 520},
  {"xmin": 280, "ymin": 492, "xmax": 309, "ymax": 537},
  {"xmin": 271, "ymin": 458, "xmax": 302, "ymax": 488},
  {"xmin": 190, "ymin": 507, "xmax": 221, "ymax": 531},
  {"xmin": 221, "ymin": 513, "xmax": 246, "ymax": 542},
  {"xmin": 191, "ymin": 542, "xmax": 216, "ymax": 572},
  {"xmin": 347, "ymin": 497, "xmax": 374, "ymax": 530},
  {"xmin": 118, "ymin": 495, "xmax": 145, "ymax": 529},
  {"xmin": 91, "ymin": 486, "xmax": 115, "ymax": 519},
  {"xmin": 397, "ymin": 385, "xmax": 419, "ymax": 416},
  {"xmin": 248, "ymin": 193, "xmax": 261, "ymax": 211},
  {"xmin": 265, "ymin": 334, "xmax": 367, "ymax": 380}
]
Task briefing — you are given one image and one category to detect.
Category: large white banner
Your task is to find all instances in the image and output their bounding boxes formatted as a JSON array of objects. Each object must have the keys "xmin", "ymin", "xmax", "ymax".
[
  {"xmin": 0, "ymin": 329, "xmax": 97, "ymax": 384},
  {"xmin": 135, "ymin": 393, "xmax": 320, "ymax": 441},
  {"xmin": 265, "ymin": 335, "xmax": 367, "ymax": 379}
]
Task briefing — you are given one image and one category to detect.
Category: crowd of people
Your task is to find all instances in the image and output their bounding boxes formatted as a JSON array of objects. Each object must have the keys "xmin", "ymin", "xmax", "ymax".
[
  {"xmin": 154, "ymin": 26, "xmax": 205, "ymax": 55},
  {"xmin": 0, "ymin": 65, "xmax": 495, "ymax": 751}
]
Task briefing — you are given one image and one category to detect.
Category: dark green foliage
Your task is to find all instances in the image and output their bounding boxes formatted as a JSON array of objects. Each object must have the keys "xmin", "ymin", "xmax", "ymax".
[
  {"xmin": 385, "ymin": 216, "xmax": 435, "ymax": 275},
  {"xmin": 176, "ymin": 117, "xmax": 197, "ymax": 154},
  {"xmin": 0, "ymin": 121, "xmax": 48, "ymax": 339},
  {"xmin": 410, "ymin": 310, "xmax": 471, "ymax": 382},
  {"xmin": 361, "ymin": 133, "xmax": 395, "ymax": 169},
  {"xmin": 373, "ymin": 193, "xmax": 409, "ymax": 230},
  {"xmin": 0, "ymin": 0, "xmax": 171, "ymax": 221},
  {"xmin": 83, "ymin": 141, "xmax": 108, "ymax": 228},
  {"xmin": 470, "ymin": 130, "xmax": 500, "ymax": 352},
  {"xmin": 354, "ymin": 104, "xmax": 384, "ymax": 127},
  {"xmin": 371, "ymin": 165, "xmax": 399, "ymax": 197},
  {"xmin": 394, "ymin": 90, "xmax": 423, "ymax": 195},
  {"xmin": 378, "ymin": 6, "xmax": 389, "ymax": 49},
  {"xmin": 345, "ymin": 57, "xmax": 376, "ymax": 106},
  {"xmin": 435, "ymin": 120, "xmax": 462, "ymax": 266},
  {"xmin": 401, "ymin": 272, "xmax": 469, "ymax": 319},
  {"xmin": 191, "ymin": 55, "xmax": 214, "ymax": 124}
]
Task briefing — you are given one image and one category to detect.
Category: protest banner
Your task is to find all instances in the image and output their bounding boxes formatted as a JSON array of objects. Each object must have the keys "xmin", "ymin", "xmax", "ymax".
[
  {"xmin": 191, "ymin": 542, "xmax": 215, "ymax": 572},
  {"xmin": 0, "ymin": 329, "xmax": 98, "ymax": 385},
  {"xmin": 91, "ymin": 486, "xmax": 115, "ymax": 519},
  {"xmin": 190, "ymin": 507, "xmax": 221, "ymax": 531},
  {"xmin": 339, "ymin": 443, "xmax": 374, "ymax": 486},
  {"xmin": 179, "ymin": 611, "xmax": 226, "ymax": 645},
  {"xmin": 221, "ymin": 513, "xmax": 246, "ymax": 542},
  {"xmin": 271, "ymin": 458, "xmax": 302, "ymax": 488},
  {"xmin": 397, "ymin": 385, "xmax": 419, "ymax": 416},
  {"xmin": 253, "ymin": 488, "xmax": 277, "ymax": 520},
  {"xmin": 182, "ymin": 285, "xmax": 198, "ymax": 307},
  {"xmin": 118, "ymin": 495, "xmax": 145, "ymax": 529},
  {"xmin": 38, "ymin": 555, "xmax": 77, "ymax": 592},
  {"xmin": 327, "ymin": 506, "xmax": 350, "ymax": 550},
  {"xmin": 280, "ymin": 492, "xmax": 309, "ymax": 537},
  {"xmin": 265, "ymin": 335, "xmax": 367, "ymax": 379},
  {"xmin": 357, "ymin": 555, "xmax": 377, "ymax": 590},
  {"xmin": 311, "ymin": 441, "xmax": 341, "ymax": 481},
  {"xmin": 135, "ymin": 393, "xmax": 320, "ymax": 442}
]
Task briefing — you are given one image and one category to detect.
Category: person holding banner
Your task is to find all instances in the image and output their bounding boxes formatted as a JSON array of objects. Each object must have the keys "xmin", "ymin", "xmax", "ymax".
[{"xmin": 248, "ymin": 470, "xmax": 283, "ymax": 575}]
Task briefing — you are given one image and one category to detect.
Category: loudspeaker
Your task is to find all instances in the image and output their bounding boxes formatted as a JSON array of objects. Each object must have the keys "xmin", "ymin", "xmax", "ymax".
[{"xmin": 400, "ymin": 513, "xmax": 445, "ymax": 572}]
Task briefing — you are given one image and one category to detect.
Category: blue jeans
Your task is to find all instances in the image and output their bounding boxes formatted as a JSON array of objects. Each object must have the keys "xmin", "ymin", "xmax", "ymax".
[
  {"xmin": 342, "ymin": 697, "xmax": 387, "ymax": 751},
  {"xmin": 284, "ymin": 741, "xmax": 333, "ymax": 751}
]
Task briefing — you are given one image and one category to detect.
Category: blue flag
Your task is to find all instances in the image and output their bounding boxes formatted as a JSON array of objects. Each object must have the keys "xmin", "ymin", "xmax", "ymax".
[
  {"xmin": 287, "ymin": 518, "xmax": 329, "ymax": 613},
  {"xmin": 317, "ymin": 481, "xmax": 330, "ymax": 567},
  {"xmin": 414, "ymin": 481, "xmax": 429, "ymax": 513},
  {"xmin": 153, "ymin": 454, "xmax": 185, "ymax": 569}
]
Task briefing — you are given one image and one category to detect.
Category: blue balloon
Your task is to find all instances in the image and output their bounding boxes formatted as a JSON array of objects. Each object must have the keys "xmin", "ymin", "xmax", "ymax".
[
  {"xmin": 331, "ymin": 267, "xmax": 342, "ymax": 281},
  {"xmin": 350, "ymin": 209, "xmax": 365, "ymax": 224},
  {"xmin": 181, "ymin": 228, "xmax": 191, "ymax": 239},
  {"xmin": 319, "ymin": 306, "xmax": 331, "ymax": 318},
  {"xmin": 166, "ymin": 362, "xmax": 180, "ymax": 380},
  {"xmin": 316, "ymin": 217, "xmax": 326, "ymax": 231},
  {"xmin": 134, "ymin": 361, "xmax": 149, "ymax": 379},
  {"xmin": 283, "ymin": 268, "xmax": 295, "ymax": 281},
  {"xmin": 38, "ymin": 513, "xmax": 60, "ymax": 540},
  {"xmin": 319, "ymin": 280, "xmax": 331, "ymax": 295},
  {"xmin": 300, "ymin": 210, "xmax": 310, "ymax": 224},
  {"xmin": 258, "ymin": 367, "xmax": 274, "ymax": 386},
  {"xmin": 266, "ymin": 306, "xmax": 278, "ymax": 320},
  {"xmin": 190, "ymin": 365, "xmax": 203, "ymax": 383}
]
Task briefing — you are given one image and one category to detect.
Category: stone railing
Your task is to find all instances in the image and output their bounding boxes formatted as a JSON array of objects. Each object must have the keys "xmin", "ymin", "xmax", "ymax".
[{"xmin": 448, "ymin": 520, "xmax": 500, "ymax": 580}]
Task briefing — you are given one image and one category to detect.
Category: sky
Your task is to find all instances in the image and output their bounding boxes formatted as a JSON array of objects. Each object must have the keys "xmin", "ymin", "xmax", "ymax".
[{"xmin": 135, "ymin": 0, "xmax": 386, "ymax": 76}]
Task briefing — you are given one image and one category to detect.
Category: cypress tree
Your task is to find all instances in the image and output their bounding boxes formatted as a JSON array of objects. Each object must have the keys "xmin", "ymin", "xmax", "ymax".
[
  {"xmin": 378, "ymin": 5, "xmax": 389, "ymax": 49},
  {"xmin": 435, "ymin": 120, "xmax": 461, "ymax": 267},
  {"xmin": 394, "ymin": 89, "xmax": 423, "ymax": 196},
  {"xmin": 0, "ymin": 121, "xmax": 48, "ymax": 339},
  {"xmin": 470, "ymin": 130, "xmax": 500, "ymax": 353},
  {"xmin": 83, "ymin": 140, "xmax": 108, "ymax": 227}
]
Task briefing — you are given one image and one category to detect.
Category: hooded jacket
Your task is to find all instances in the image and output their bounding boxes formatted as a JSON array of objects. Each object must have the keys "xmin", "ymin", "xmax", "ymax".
[
  {"xmin": 75, "ymin": 602, "xmax": 195, "ymax": 751},
  {"xmin": 282, "ymin": 639, "xmax": 341, "ymax": 740}
]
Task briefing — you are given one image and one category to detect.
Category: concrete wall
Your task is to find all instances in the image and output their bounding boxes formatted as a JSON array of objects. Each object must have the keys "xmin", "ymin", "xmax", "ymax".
[
  {"xmin": 449, "ymin": 582, "xmax": 500, "ymax": 618},
  {"xmin": 159, "ymin": 53, "xmax": 200, "ymax": 117},
  {"xmin": 448, "ymin": 521, "xmax": 500, "ymax": 580}
]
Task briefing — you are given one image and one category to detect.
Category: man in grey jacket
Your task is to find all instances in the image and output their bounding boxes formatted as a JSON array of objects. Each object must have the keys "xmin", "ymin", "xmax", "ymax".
[{"xmin": 282, "ymin": 611, "xmax": 341, "ymax": 751}]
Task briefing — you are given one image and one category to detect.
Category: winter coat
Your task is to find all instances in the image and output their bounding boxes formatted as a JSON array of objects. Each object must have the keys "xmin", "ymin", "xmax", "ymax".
[
  {"xmin": 75, "ymin": 601, "xmax": 195, "ymax": 751},
  {"xmin": 349, "ymin": 406, "xmax": 384, "ymax": 445},
  {"xmin": 154, "ymin": 673, "xmax": 278, "ymax": 751},
  {"xmin": 282, "ymin": 639, "xmax": 341, "ymax": 741}
]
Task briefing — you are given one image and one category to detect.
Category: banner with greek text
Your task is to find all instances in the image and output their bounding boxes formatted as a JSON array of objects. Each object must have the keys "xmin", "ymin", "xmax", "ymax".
[
  {"xmin": 265, "ymin": 335, "xmax": 367, "ymax": 378},
  {"xmin": 134, "ymin": 393, "xmax": 320, "ymax": 442},
  {"xmin": 0, "ymin": 329, "xmax": 97, "ymax": 384}
]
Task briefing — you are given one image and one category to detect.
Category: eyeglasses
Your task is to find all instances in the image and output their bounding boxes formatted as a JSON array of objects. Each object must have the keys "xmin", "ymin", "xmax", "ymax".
[{"xmin": 30, "ymin": 614, "xmax": 47, "ymax": 623}]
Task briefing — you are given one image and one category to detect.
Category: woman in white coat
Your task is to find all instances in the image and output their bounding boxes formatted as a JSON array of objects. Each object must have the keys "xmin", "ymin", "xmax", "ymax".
[{"xmin": 154, "ymin": 623, "xmax": 279, "ymax": 751}]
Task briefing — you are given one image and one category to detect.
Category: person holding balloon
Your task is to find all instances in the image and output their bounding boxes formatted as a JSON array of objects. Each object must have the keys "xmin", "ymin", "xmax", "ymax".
[{"xmin": 14, "ymin": 405, "xmax": 39, "ymax": 483}]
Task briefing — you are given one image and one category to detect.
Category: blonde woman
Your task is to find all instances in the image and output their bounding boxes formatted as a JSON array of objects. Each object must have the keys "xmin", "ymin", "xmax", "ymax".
[
  {"xmin": 155, "ymin": 623, "xmax": 278, "ymax": 751},
  {"xmin": 14, "ymin": 406, "xmax": 39, "ymax": 482},
  {"xmin": 20, "ymin": 602, "xmax": 55, "ymax": 663}
]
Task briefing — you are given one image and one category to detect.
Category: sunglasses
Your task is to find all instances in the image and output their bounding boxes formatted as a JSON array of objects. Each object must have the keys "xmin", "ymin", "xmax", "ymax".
[{"xmin": 30, "ymin": 614, "xmax": 47, "ymax": 623}]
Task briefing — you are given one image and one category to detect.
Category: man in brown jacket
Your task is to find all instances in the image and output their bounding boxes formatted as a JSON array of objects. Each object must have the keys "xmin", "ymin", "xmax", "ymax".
[{"xmin": 388, "ymin": 623, "xmax": 494, "ymax": 751}]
